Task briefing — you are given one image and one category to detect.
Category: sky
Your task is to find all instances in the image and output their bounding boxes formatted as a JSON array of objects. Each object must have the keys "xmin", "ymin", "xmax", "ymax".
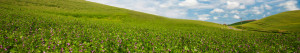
[{"xmin": 87, "ymin": 0, "xmax": 300, "ymax": 24}]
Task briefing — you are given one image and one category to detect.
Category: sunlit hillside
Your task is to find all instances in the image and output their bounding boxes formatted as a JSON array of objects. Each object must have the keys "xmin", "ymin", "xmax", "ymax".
[
  {"xmin": 236, "ymin": 10, "xmax": 300, "ymax": 33},
  {"xmin": 0, "ymin": 0, "xmax": 299, "ymax": 53}
]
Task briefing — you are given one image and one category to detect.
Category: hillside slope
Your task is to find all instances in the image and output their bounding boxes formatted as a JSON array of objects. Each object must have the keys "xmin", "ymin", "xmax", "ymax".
[
  {"xmin": 236, "ymin": 10, "xmax": 300, "ymax": 33},
  {"xmin": 229, "ymin": 20, "xmax": 256, "ymax": 26},
  {"xmin": 0, "ymin": 0, "xmax": 299, "ymax": 52}
]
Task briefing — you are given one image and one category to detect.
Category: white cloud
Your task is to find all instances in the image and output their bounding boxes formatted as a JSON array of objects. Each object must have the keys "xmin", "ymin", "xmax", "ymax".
[
  {"xmin": 198, "ymin": 14, "xmax": 210, "ymax": 21},
  {"xmin": 233, "ymin": 15, "xmax": 241, "ymax": 19},
  {"xmin": 159, "ymin": 1, "xmax": 177, "ymax": 8},
  {"xmin": 179, "ymin": 0, "xmax": 215, "ymax": 9},
  {"xmin": 213, "ymin": 17, "xmax": 219, "ymax": 20},
  {"xmin": 257, "ymin": 0, "xmax": 264, "ymax": 2},
  {"xmin": 278, "ymin": 0, "xmax": 299, "ymax": 11},
  {"xmin": 239, "ymin": 5, "xmax": 246, "ymax": 9},
  {"xmin": 264, "ymin": 4, "xmax": 272, "ymax": 10},
  {"xmin": 210, "ymin": 8, "xmax": 225, "ymax": 13},
  {"xmin": 226, "ymin": 1, "xmax": 246, "ymax": 9},
  {"xmin": 237, "ymin": 0, "xmax": 256, "ymax": 5},
  {"xmin": 252, "ymin": 6, "xmax": 263, "ymax": 14},
  {"xmin": 199, "ymin": 0, "xmax": 209, "ymax": 1},
  {"xmin": 230, "ymin": 10, "xmax": 240, "ymax": 14},
  {"xmin": 179, "ymin": 0, "xmax": 198, "ymax": 7},
  {"xmin": 267, "ymin": 0, "xmax": 284, "ymax": 4},
  {"xmin": 223, "ymin": 14, "xmax": 229, "ymax": 18},
  {"xmin": 86, "ymin": 0, "xmax": 188, "ymax": 19},
  {"xmin": 263, "ymin": 14, "xmax": 266, "ymax": 17},
  {"xmin": 219, "ymin": 0, "xmax": 256, "ymax": 5},
  {"xmin": 86, "ymin": 0, "xmax": 295, "ymax": 24}
]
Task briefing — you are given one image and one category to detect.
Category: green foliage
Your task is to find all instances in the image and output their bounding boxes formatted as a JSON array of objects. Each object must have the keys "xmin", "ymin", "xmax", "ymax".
[
  {"xmin": 0, "ymin": 0, "xmax": 299, "ymax": 53},
  {"xmin": 229, "ymin": 20, "xmax": 255, "ymax": 26},
  {"xmin": 237, "ymin": 10, "xmax": 300, "ymax": 33}
]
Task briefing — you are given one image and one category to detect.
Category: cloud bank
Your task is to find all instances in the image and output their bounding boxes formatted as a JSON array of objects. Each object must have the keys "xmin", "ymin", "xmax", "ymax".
[{"xmin": 87, "ymin": 0, "xmax": 299, "ymax": 24}]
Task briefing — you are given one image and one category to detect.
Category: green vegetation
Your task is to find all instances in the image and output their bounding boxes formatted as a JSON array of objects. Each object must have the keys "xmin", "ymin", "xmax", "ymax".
[
  {"xmin": 0, "ymin": 0, "xmax": 299, "ymax": 53},
  {"xmin": 229, "ymin": 20, "xmax": 256, "ymax": 26},
  {"xmin": 236, "ymin": 10, "xmax": 300, "ymax": 33}
]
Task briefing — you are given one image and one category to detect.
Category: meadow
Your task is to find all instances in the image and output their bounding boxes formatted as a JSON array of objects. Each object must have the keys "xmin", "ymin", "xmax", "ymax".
[
  {"xmin": 0, "ymin": 0, "xmax": 299, "ymax": 53},
  {"xmin": 235, "ymin": 10, "xmax": 300, "ymax": 33}
]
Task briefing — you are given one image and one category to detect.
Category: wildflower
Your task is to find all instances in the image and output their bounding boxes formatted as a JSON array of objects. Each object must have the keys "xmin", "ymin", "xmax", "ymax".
[
  {"xmin": 69, "ymin": 48, "xmax": 73, "ymax": 50},
  {"xmin": 152, "ymin": 47, "xmax": 155, "ymax": 52},
  {"xmin": 91, "ymin": 50, "xmax": 95, "ymax": 53},
  {"xmin": 168, "ymin": 49, "xmax": 171, "ymax": 52},
  {"xmin": 61, "ymin": 48, "xmax": 64, "ymax": 52},
  {"xmin": 14, "ymin": 39, "xmax": 17, "ymax": 42},
  {"xmin": 4, "ymin": 48, "xmax": 7, "ymax": 51},
  {"xmin": 21, "ymin": 37, "xmax": 24, "ymax": 41},
  {"xmin": 48, "ymin": 46, "xmax": 50, "ymax": 49},
  {"xmin": 142, "ymin": 46, "xmax": 144, "ymax": 50},
  {"xmin": 67, "ymin": 43, "xmax": 70, "ymax": 46},
  {"xmin": 102, "ymin": 50, "xmax": 105, "ymax": 52},
  {"xmin": 118, "ymin": 40, "xmax": 122, "ymax": 44},
  {"xmin": 53, "ymin": 46, "xmax": 56, "ymax": 49},
  {"xmin": 79, "ymin": 50, "xmax": 83, "ymax": 52},
  {"xmin": 0, "ymin": 45, "xmax": 2, "ymax": 49}
]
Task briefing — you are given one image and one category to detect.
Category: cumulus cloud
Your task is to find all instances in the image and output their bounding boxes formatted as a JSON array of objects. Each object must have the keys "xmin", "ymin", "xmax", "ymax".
[
  {"xmin": 278, "ymin": 0, "xmax": 299, "ymax": 11},
  {"xmin": 213, "ymin": 17, "xmax": 219, "ymax": 20},
  {"xmin": 226, "ymin": 1, "xmax": 246, "ymax": 9},
  {"xmin": 264, "ymin": 4, "xmax": 272, "ymax": 10},
  {"xmin": 252, "ymin": 6, "xmax": 264, "ymax": 14},
  {"xmin": 233, "ymin": 15, "xmax": 241, "ymax": 19},
  {"xmin": 86, "ymin": 0, "xmax": 188, "ymax": 18},
  {"xmin": 210, "ymin": 8, "xmax": 225, "ymax": 13},
  {"xmin": 178, "ymin": 0, "xmax": 198, "ymax": 7},
  {"xmin": 86, "ymin": 0, "xmax": 298, "ymax": 24},
  {"xmin": 178, "ymin": 0, "xmax": 215, "ymax": 9},
  {"xmin": 198, "ymin": 14, "xmax": 211, "ymax": 21},
  {"xmin": 230, "ymin": 10, "xmax": 240, "ymax": 14}
]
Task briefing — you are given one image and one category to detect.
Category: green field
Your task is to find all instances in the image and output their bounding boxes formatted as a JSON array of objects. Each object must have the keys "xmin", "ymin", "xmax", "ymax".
[
  {"xmin": 229, "ymin": 20, "xmax": 256, "ymax": 26},
  {"xmin": 235, "ymin": 10, "xmax": 300, "ymax": 33},
  {"xmin": 0, "ymin": 0, "xmax": 299, "ymax": 53}
]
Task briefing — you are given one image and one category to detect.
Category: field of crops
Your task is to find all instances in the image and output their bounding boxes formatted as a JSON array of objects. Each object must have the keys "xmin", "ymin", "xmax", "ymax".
[
  {"xmin": 0, "ymin": 0, "xmax": 299, "ymax": 53},
  {"xmin": 236, "ymin": 10, "xmax": 300, "ymax": 33}
]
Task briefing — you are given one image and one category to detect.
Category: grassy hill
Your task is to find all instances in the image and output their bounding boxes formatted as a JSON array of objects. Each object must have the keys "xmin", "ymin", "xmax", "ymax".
[
  {"xmin": 0, "ymin": 0, "xmax": 299, "ymax": 52},
  {"xmin": 236, "ymin": 10, "xmax": 300, "ymax": 33},
  {"xmin": 229, "ymin": 20, "xmax": 256, "ymax": 26}
]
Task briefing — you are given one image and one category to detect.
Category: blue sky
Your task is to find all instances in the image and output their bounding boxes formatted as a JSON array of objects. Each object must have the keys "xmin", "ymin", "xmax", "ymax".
[{"xmin": 87, "ymin": 0, "xmax": 300, "ymax": 24}]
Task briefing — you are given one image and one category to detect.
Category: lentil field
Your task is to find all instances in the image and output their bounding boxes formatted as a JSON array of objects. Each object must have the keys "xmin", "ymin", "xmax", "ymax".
[{"xmin": 0, "ymin": 0, "xmax": 299, "ymax": 53}]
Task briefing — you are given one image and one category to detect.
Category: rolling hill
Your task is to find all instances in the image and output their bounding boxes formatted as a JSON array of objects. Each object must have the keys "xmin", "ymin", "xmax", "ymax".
[
  {"xmin": 229, "ymin": 20, "xmax": 256, "ymax": 26},
  {"xmin": 0, "ymin": 0, "xmax": 299, "ymax": 52},
  {"xmin": 236, "ymin": 10, "xmax": 300, "ymax": 33}
]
